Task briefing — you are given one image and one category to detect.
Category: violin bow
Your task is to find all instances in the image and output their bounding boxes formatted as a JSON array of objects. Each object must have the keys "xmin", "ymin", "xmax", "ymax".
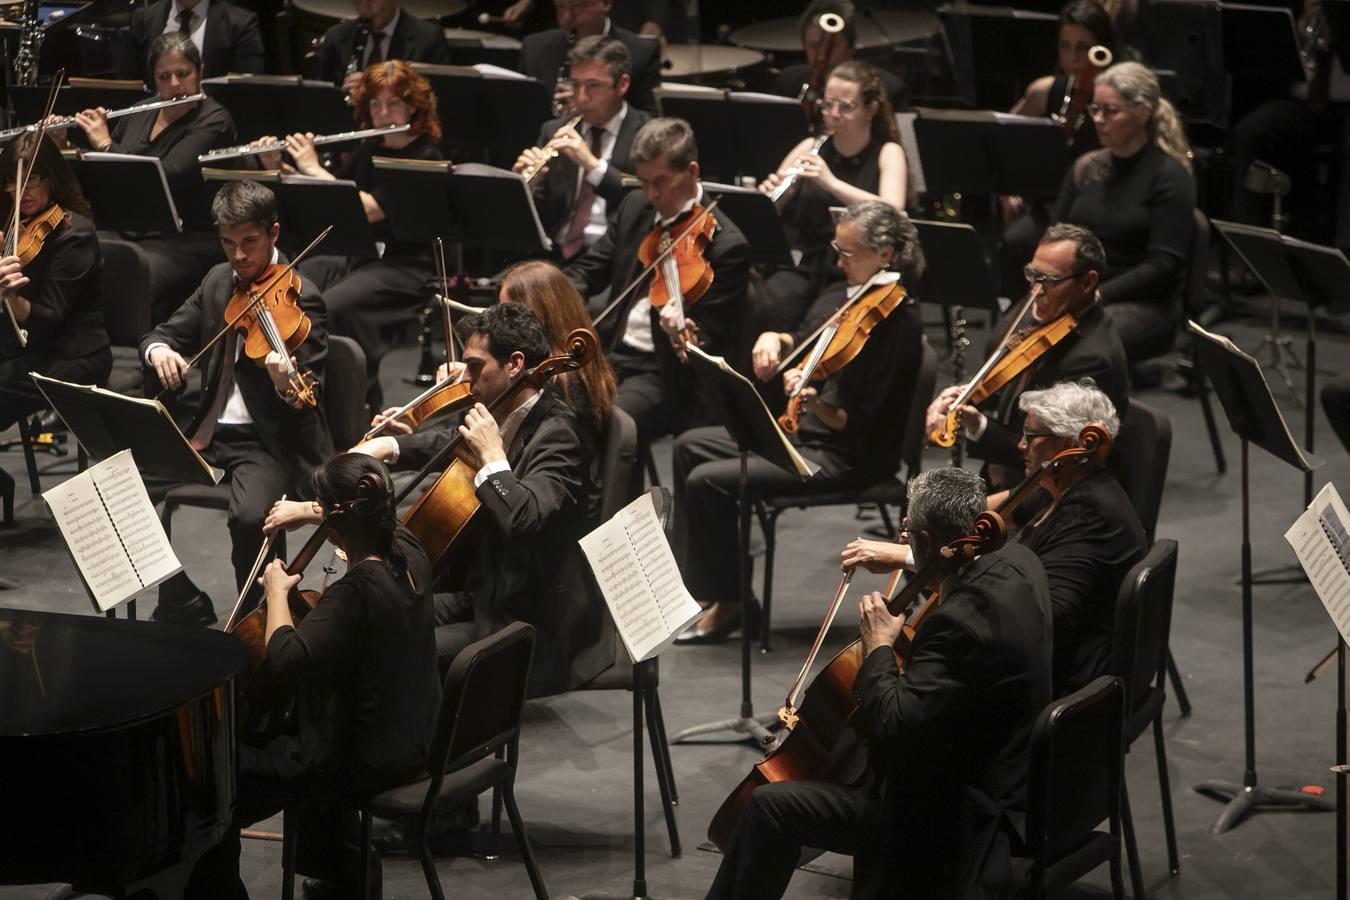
[
  {"xmin": 772, "ymin": 269, "xmax": 890, "ymax": 379},
  {"xmin": 591, "ymin": 197, "xmax": 721, "ymax": 330},
  {"xmin": 225, "ymin": 493, "xmax": 287, "ymax": 632},
  {"xmin": 942, "ymin": 289, "xmax": 1037, "ymax": 420},
  {"xmin": 433, "ymin": 237, "xmax": 457, "ymax": 366}
]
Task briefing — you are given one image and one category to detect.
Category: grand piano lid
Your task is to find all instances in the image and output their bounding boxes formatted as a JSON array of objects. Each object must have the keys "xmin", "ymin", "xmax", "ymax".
[{"xmin": 0, "ymin": 607, "xmax": 248, "ymax": 738}]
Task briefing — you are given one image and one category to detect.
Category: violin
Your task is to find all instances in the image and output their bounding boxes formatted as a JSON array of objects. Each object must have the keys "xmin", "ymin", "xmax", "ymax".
[
  {"xmin": 708, "ymin": 510, "xmax": 1008, "ymax": 851},
  {"xmin": 638, "ymin": 201, "xmax": 717, "ymax": 355},
  {"xmin": 12, "ymin": 202, "xmax": 66, "ymax": 265},
  {"xmin": 778, "ymin": 274, "xmax": 907, "ymax": 434},
  {"xmin": 992, "ymin": 423, "xmax": 1112, "ymax": 521}
]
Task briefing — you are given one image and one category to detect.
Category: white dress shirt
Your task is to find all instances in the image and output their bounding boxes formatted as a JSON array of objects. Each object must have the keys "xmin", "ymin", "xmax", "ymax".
[
  {"xmin": 557, "ymin": 102, "xmax": 628, "ymax": 250},
  {"xmin": 622, "ymin": 184, "xmax": 705, "ymax": 354},
  {"xmin": 363, "ymin": 9, "xmax": 400, "ymax": 68},
  {"xmin": 163, "ymin": 0, "xmax": 210, "ymax": 56}
]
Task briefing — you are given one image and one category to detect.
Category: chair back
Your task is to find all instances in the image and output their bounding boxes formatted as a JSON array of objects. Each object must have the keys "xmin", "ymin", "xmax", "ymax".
[
  {"xmin": 1110, "ymin": 540, "xmax": 1179, "ymax": 717},
  {"xmin": 599, "ymin": 407, "xmax": 641, "ymax": 522},
  {"xmin": 427, "ymin": 622, "xmax": 535, "ymax": 792},
  {"xmin": 900, "ymin": 339, "xmax": 939, "ymax": 477},
  {"xmin": 1024, "ymin": 675, "xmax": 1125, "ymax": 864},
  {"xmin": 1112, "ymin": 399, "xmax": 1171, "ymax": 543},
  {"xmin": 324, "ymin": 335, "xmax": 369, "ymax": 450},
  {"xmin": 98, "ymin": 238, "xmax": 152, "ymax": 347},
  {"xmin": 1186, "ymin": 209, "xmax": 1211, "ymax": 317}
]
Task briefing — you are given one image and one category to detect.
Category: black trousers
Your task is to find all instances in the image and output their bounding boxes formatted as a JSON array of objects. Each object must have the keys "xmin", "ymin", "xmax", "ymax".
[
  {"xmin": 0, "ymin": 348, "xmax": 111, "ymax": 429},
  {"xmin": 707, "ymin": 780, "xmax": 885, "ymax": 900},
  {"xmin": 1101, "ymin": 300, "xmax": 1176, "ymax": 363},
  {"xmin": 1324, "ymin": 374, "xmax": 1350, "ymax": 454},
  {"xmin": 671, "ymin": 425, "xmax": 851, "ymax": 604},
  {"xmin": 431, "ymin": 592, "xmax": 505, "ymax": 675},
  {"xmin": 610, "ymin": 345, "xmax": 676, "ymax": 446}
]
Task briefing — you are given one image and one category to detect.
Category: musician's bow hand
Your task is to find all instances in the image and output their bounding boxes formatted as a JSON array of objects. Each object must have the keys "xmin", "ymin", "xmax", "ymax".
[
  {"xmin": 264, "ymin": 499, "xmax": 322, "ymax": 534},
  {"xmin": 460, "ymin": 402, "xmax": 505, "ymax": 468},
  {"xmin": 74, "ymin": 107, "xmax": 112, "ymax": 151},
  {"xmin": 513, "ymin": 145, "xmax": 550, "ymax": 176},
  {"xmin": 148, "ymin": 345, "xmax": 189, "ymax": 391},
  {"xmin": 436, "ymin": 360, "xmax": 467, "ymax": 384},
  {"xmin": 0, "ymin": 254, "xmax": 30, "ymax": 293},
  {"xmin": 369, "ymin": 406, "xmax": 414, "ymax": 436},
  {"xmin": 859, "ymin": 592, "xmax": 904, "ymax": 656},
  {"xmin": 284, "ymin": 133, "xmax": 323, "ymax": 178},
  {"xmin": 551, "ymin": 127, "xmax": 598, "ymax": 172},
  {"xmin": 751, "ymin": 331, "xmax": 791, "ymax": 381},
  {"xmin": 841, "ymin": 538, "xmax": 908, "ymax": 575},
  {"xmin": 260, "ymin": 557, "xmax": 302, "ymax": 600}
]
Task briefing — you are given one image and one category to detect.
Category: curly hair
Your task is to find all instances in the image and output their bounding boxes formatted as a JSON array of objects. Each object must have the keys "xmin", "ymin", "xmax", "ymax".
[
  {"xmin": 351, "ymin": 60, "xmax": 442, "ymax": 144},
  {"xmin": 836, "ymin": 200, "xmax": 925, "ymax": 283},
  {"xmin": 823, "ymin": 60, "xmax": 898, "ymax": 145},
  {"xmin": 0, "ymin": 133, "xmax": 94, "ymax": 222}
]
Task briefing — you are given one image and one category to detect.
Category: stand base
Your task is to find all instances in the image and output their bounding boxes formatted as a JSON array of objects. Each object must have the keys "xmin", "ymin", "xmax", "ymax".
[
  {"xmin": 1247, "ymin": 562, "xmax": 1309, "ymax": 586},
  {"xmin": 670, "ymin": 712, "xmax": 778, "ymax": 747},
  {"xmin": 580, "ymin": 890, "xmax": 667, "ymax": 900},
  {"xmin": 1194, "ymin": 779, "xmax": 1336, "ymax": 833}
]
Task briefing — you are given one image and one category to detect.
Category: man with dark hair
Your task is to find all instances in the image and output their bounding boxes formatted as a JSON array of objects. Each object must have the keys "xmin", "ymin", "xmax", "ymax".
[
  {"xmin": 123, "ymin": 0, "xmax": 264, "ymax": 81},
  {"xmin": 565, "ymin": 116, "xmax": 751, "ymax": 445},
  {"xmin": 354, "ymin": 303, "xmax": 606, "ymax": 697},
  {"xmin": 769, "ymin": 0, "xmax": 908, "ymax": 112},
  {"xmin": 709, "ymin": 466, "xmax": 1052, "ymax": 899},
  {"xmin": 926, "ymin": 222, "xmax": 1129, "ymax": 488},
  {"xmin": 514, "ymin": 34, "xmax": 651, "ymax": 259},
  {"xmin": 141, "ymin": 180, "xmax": 334, "ymax": 625},
  {"xmin": 316, "ymin": 0, "xmax": 451, "ymax": 92},
  {"xmin": 518, "ymin": 0, "xmax": 661, "ymax": 114}
]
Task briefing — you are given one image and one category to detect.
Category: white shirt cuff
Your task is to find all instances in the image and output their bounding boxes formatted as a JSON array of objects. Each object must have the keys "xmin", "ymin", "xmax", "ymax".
[
  {"xmin": 143, "ymin": 341, "xmax": 169, "ymax": 366},
  {"xmin": 474, "ymin": 458, "xmax": 512, "ymax": 488},
  {"xmin": 964, "ymin": 412, "xmax": 988, "ymax": 442},
  {"xmin": 585, "ymin": 159, "xmax": 608, "ymax": 187}
]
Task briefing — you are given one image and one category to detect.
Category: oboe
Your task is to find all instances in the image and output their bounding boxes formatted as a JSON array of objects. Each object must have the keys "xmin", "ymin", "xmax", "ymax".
[
  {"xmin": 0, "ymin": 93, "xmax": 205, "ymax": 143},
  {"xmin": 768, "ymin": 133, "xmax": 830, "ymax": 204},
  {"xmin": 346, "ymin": 18, "xmax": 371, "ymax": 81},
  {"xmin": 197, "ymin": 124, "xmax": 410, "ymax": 163},
  {"xmin": 519, "ymin": 114, "xmax": 583, "ymax": 184}
]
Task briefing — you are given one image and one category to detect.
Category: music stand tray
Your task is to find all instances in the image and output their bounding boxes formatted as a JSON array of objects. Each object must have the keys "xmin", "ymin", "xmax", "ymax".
[
  {"xmin": 702, "ymin": 182, "xmax": 793, "ymax": 268},
  {"xmin": 410, "ymin": 63, "xmax": 550, "ymax": 165},
  {"xmin": 914, "ymin": 108, "xmax": 1070, "ymax": 199}
]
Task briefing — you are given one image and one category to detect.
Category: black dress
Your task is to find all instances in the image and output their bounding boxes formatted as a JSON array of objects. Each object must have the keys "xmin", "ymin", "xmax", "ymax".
[{"xmin": 0, "ymin": 210, "xmax": 107, "ymax": 429}]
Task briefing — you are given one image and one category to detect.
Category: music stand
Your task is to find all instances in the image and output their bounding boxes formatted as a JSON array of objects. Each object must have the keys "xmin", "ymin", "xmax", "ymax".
[
  {"xmin": 201, "ymin": 75, "xmax": 352, "ymax": 143},
  {"xmin": 913, "ymin": 109, "xmax": 1070, "ymax": 200},
  {"xmin": 701, "ymin": 182, "xmax": 793, "ymax": 268},
  {"xmin": 409, "ymin": 63, "xmax": 550, "ymax": 166},
  {"xmin": 202, "ymin": 169, "xmax": 378, "ymax": 258},
  {"xmin": 653, "ymin": 87, "xmax": 809, "ymax": 184},
  {"xmin": 446, "ymin": 163, "xmax": 553, "ymax": 256},
  {"xmin": 671, "ymin": 346, "xmax": 818, "ymax": 749},
  {"xmin": 67, "ymin": 152, "xmax": 181, "ymax": 234},
  {"xmin": 937, "ymin": 4, "xmax": 1059, "ymax": 110},
  {"xmin": 11, "ymin": 79, "xmax": 151, "ymax": 121},
  {"xmin": 1189, "ymin": 321, "xmax": 1333, "ymax": 833}
]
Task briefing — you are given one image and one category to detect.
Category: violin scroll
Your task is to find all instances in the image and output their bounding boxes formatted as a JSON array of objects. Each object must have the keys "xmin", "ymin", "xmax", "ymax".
[{"xmin": 562, "ymin": 327, "xmax": 597, "ymax": 365}]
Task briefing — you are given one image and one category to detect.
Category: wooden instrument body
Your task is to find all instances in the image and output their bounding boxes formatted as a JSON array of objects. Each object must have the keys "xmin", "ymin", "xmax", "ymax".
[
  {"xmin": 640, "ymin": 204, "xmax": 717, "ymax": 311},
  {"xmin": 14, "ymin": 202, "xmax": 66, "ymax": 265},
  {"xmin": 230, "ymin": 588, "xmax": 320, "ymax": 686},
  {"xmin": 226, "ymin": 264, "xmax": 310, "ymax": 362},
  {"xmin": 402, "ymin": 380, "xmax": 475, "ymax": 432},
  {"xmin": 403, "ymin": 455, "xmax": 480, "ymax": 590}
]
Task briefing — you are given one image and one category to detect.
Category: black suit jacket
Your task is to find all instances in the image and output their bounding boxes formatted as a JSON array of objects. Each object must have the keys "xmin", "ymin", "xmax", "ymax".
[
  {"xmin": 394, "ymin": 387, "xmax": 607, "ymax": 698},
  {"xmin": 519, "ymin": 25, "xmax": 661, "ymax": 114},
  {"xmin": 3, "ymin": 212, "xmax": 105, "ymax": 361},
  {"xmin": 969, "ymin": 302, "xmax": 1130, "ymax": 471},
  {"xmin": 564, "ymin": 189, "xmax": 751, "ymax": 431},
  {"xmin": 317, "ymin": 11, "xmax": 452, "ymax": 86},
  {"xmin": 532, "ymin": 105, "xmax": 649, "ymax": 246},
  {"xmin": 124, "ymin": 0, "xmax": 265, "ymax": 81},
  {"xmin": 853, "ymin": 542, "xmax": 1052, "ymax": 898},
  {"xmin": 138, "ymin": 258, "xmax": 335, "ymax": 496}
]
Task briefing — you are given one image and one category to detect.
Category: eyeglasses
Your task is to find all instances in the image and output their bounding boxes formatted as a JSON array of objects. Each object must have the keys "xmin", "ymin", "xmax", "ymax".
[
  {"xmin": 4, "ymin": 175, "xmax": 46, "ymax": 194},
  {"xmin": 1023, "ymin": 265, "xmax": 1075, "ymax": 287},
  {"xmin": 1021, "ymin": 427, "xmax": 1056, "ymax": 441},
  {"xmin": 1086, "ymin": 102, "xmax": 1124, "ymax": 118},
  {"xmin": 815, "ymin": 97, "xmax": 859, "ymax": 114},
  {"xmin": 830, "ymin": 239, "xmax": 855, "ymax": 259}
]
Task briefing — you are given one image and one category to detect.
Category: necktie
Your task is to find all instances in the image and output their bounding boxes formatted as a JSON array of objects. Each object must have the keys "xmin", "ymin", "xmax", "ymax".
[
  {"xmin": 177, "ymin": 9, "xmax": 193, "ymax": 34},
  {"xmin": 560, "ymin": 126, "xmax": 606, "ymax": 259},
  {"xmin": 190, "ymin": 329, "xmax": 237, "ymax": 451},
  {"xmin": 368, "ymin": 31, "xmax": 385, "ymax": 65}
]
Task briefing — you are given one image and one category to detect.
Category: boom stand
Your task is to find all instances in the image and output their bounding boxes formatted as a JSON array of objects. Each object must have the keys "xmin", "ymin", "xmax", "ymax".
[{"xmin": 670, "ymin": 451, "xmax": 777, "ymax": 748}]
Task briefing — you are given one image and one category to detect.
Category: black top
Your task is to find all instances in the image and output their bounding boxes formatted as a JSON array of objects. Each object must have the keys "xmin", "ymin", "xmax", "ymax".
[
  {"xmin": 1052, "ymin": 143, "xmax": 1195, "ymax": 309},
  {"xmin": 771, "ymin": 62, "xmax": 909, "ymax": 113},
  {"xmin": 317, "ymin": 12, "xmax": 453, "ymax": 86},
  {"xmin": 0, "ymin": 210, "xmax": 106, "ymax": 361},
  {"xmin": 1015, "ymin": 470, "xmax": 1147, "ymax": 694},
  {"xmin": 108, "ymin": 97, "xmax": 237, "ymax": 231},
  {"xmin": 790, "ymin": 281, "xmax": 923, "ymax": 480},
  {"xmin": 1045, "ymin": 73, "xmax": 1101, "ymax": 159},
  {"xmin": 334, "ymin": 134, "xmax": 443, "ymax": 256},
  {"xmin": 780, "ymin": 138, "xmax": 886, "ymax": 290},
  {"xmin": 124, "ymin": 0, "xmax": 265, "ymax": 81},
  {"xmin": 265, "ymin": 524, "xmax": 440, "ymax": 790}
]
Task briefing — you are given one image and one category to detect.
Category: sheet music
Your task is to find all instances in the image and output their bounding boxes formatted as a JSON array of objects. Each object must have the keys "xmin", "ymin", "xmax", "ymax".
[
  {"xmin": 579, "ymin": 492, "xmax": 704, "ymax": 663},
  {"xmin": 1286, "ymin": 483, "xmax": 1350, "ymax": 646},
  {"xmin": 43, "ymin": 450, "xmax": 182, "ymax": 612}
]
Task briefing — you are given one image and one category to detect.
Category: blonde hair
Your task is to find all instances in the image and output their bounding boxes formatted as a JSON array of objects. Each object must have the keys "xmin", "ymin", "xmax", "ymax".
[{"xmin": 1094, "ymin": 61, "xmax": 1192, "ymax": 174}]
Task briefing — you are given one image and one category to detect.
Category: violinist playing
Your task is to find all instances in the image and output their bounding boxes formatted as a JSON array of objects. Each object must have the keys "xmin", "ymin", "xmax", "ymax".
[
  {"xmin": 565, "ymin": 116, "xmax": 750, "ymax": 447},
  {"xmin": 925, "ymin": 223, "xmax": 1128, "ymax": 490},
  {"xmin": 673, "ymin": 201, "xmax": 924, "ymax": 645},
  {"xmin": 707, "ymin": 467, "xmax": 1052, "ymax": 899},
  {"xmin": 186, "ymin": 453, "xmax": 440, "ymax": 898},
  {"xmin": 142, "ymin": 180, "xmax": 334, "ymax": 627}
]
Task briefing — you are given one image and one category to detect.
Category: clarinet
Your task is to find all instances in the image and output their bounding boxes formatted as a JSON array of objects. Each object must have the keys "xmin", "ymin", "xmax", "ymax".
[
  {"xmin": 12, "ymin": 0, "xmax": 42, "ymax": 87},
  {"xmin": 949, "ymin": 304, "xmax": 969, "ymax": 467},
  {"xmin": 345, "ymin": 18, "xmax": 371, "ymax": 81}
]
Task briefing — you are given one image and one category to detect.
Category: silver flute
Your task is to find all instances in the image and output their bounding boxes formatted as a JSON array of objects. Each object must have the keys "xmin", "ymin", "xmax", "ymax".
[
  {"xmin": 768, "ymin": 133, "xmax": 830, "ymax": 203},
  {"xmin": 0, "ymin": 92, "xmax": 205, "ymax": 143},
  {"xmin": 197, "ymin": 124, "xmax": 411, "ymax": 163}
]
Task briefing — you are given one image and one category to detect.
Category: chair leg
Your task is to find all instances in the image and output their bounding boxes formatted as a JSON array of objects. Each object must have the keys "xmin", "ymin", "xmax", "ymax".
[
  {"xmin": 643, "ymin": 688, "xmax": 682, "ymax": 857},
  {"xmin": 1, "ymin": 466, "xmax": 13, "ymax": 526},
  {"xmin": 17, "ymin": 417, "xmax": 40, "ymax": 496},
  {"xmin": 1193, "ymin": 358, "xmax": 1227, "ymax": 474},
  {"xmin": 502, "ymin": 783, "xmax": 550, "ymax": 900},
  {"xmin": 281, "ymin": 809, "xmax": 298, "ymax": 900},
  {"xmin": 359, "ymin": 809, "xmax": 372, "ymax": 898},
  {"xmin": 490, "ymin": 781, "xmax": 504, "ymax": 857},
  {"xmin": 1109, "ymin": 845, "xmax": 1127, "ymax": 900},
  {"xmin": 649, "ymin": 687, "xmax": 678, "ymax": 804},
  {"xmin": 1120, "ymin": 771, "xmax": 1148, "ymax": 900},
  {"xmin": 1166, "ymin": 649, "xmax": 1192, "ymax": 717},
  {"xmin": 1152, "ymin": 714, "xmax": 1181, "ymax": 876},
  {"xmin": 759, "ymin": 506, "xmax": 778, "ymax": 652},
  {"xmin": 418, "ymin": 816, "xmax": 446, "ymax": 900},
  {"xmin": 641, "ymin": 440, "xmax": 660, "ymax": 487}
]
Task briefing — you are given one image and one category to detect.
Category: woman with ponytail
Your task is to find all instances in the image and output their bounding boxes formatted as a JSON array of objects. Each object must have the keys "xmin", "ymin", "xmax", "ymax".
[
  {"xmin": 1052, "ymin": 60, "xmax": 1196, "ymax": 363},
  {"xmin": 187, "ymin": 452, "xmax": 439, "ymax": 897}
]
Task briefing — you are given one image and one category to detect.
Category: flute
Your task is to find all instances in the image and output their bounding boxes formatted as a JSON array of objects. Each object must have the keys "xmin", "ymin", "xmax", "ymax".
[
  {"xmin": 0, "ymin": 93, "xmax": 206, "ymax": 143},
  {"xmin": 196, "ymin": 124, "xmax": 411, "ymax": 163}
]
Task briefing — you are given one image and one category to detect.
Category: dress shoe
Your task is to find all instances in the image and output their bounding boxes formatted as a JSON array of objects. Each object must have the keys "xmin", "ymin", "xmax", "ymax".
[
  {"xmin": 370, "ymin": 802, "xmax": 480, "ymax": 855},
  {"xmin": 674, "ymin": 599, "xmax": 758, "ymax": 646},
  {"xmin": 150, "ymin": 591, "xmax": 217, "ymax": 627}
]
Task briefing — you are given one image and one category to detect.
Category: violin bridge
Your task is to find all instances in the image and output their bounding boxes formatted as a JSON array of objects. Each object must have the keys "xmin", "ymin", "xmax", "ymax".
[{"xmin": 778, "ymin": 706, "xmax": 799, "ymax": 730}]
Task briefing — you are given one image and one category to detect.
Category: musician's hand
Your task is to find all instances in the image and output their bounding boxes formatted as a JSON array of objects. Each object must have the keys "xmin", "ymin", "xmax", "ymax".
[
  {"xmin": 782, "ymin": 367, "xmax": 806, "ymax": 397},
  {"xmin": 841, "ymin": 539, "xmax": 909, "ymax": 575},
  {"xmin": 502, "ymin": 0, "xmax": 532, "ymax": 23},
  {"xmin": 7, "ymin": 294, "xmax": 31, "ymax": 323},
  {"xmin": 859, "ymin": 591, "xmax": 905, "ymax": 656},
  {"xmin": 751, "ymin": 331, "xmax": 788, "ymax": 381},
  {"xmin": 552, "ymin": 79, "xmax": 576, "ymax": 116},
  {"xmin": 285, "ymin": 133, "xmax": 322, "ymax": 177},
  {"xmin": 41, "ymin": 115, "xmax": 69, "ymax": 148},
  {"xmin": 758, "ymin": 171, "xmax": 784, "ymax": 195},
  {"xmin": 253, "ymin": 134, "xmax": 284, "ymax": 170},
  {"xmin": 460, "ymin": 402, "xmax": 506, "ymax": 468},
  {"xmin": 263, "ymin": 351, "xmax": 300, "ymax": 401},
  {"xmin": 342, "ymin": 70, "xmax": 364, "ymax": 96},
  {"xmin": 658, "ymin": 303, "xmax": 685, "ymax": 337},
  {"xmin": 261, "ymin": 558, "xmax": 302, "ymax": 600},
  {"xmin": 370, "ymin": 406, "xmax": 414, "ymax": 435},
  {"xmin": 74, "ymin": 107, "xmax": 112, "ymax": 151},
  {"xmin": 0, "ymin": 254, "xmax": 29, "ymax": 292},
  {"xmin": 436, "ymin": 360, "xmax": 467, "ymax": 384},
  {"xmin": 351, "ymin": 435, "xmax": 400, "ymax": 460},
  {"xmin": 552, "ymin": 127, "xmax": 598, "ymax": 172},
  {"xmin": 148, "ymin": 345, "xmax": 190, "ymax": 391},
  {"xmin": 513, "ymin": 145, "xmax": 549, "ymax": 176},
  {"xmin": 797, "ymin": 154, "xmax": 837, "ymax": 192},
  {"xmin": 264, "ymin": 499, "xmax": 322, "ymax": 534},
  {"xmin": 999, "ymin": 195, "xmax": 1027, "ymax": 225},
  {"xmin": 924, "ymin": 383, "xmax": 966, "ymax": 434}
]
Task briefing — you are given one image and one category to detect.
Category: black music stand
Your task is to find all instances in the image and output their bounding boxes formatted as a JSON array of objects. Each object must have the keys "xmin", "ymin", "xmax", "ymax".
[
  {"xmin": 445, "ymin": 163, "xmax": 553, "ymax": 256},
  {"xmin": 372, "ymin": 157, "xmax": 455, "ymax": 245},
  {"xmin": 201, "ymin": 75, "xmax": 352, "ymax": 143},
  {"xmin": 68, "ymin": 153, "xmax": 181, "ymax": 234},
  {"xmin": 913, "ymin": 109, "xmax": 1069, "ymax": 200},
  {"xmin": 653, "ymin": 87, "xmax": 809, "ymax": 184},
  {"xmin": 409, "ymin": 63, "xmax": 550, "ymax": 166},
  {"xmin": 702, "ymin": 182, "xmax": 793, "ymax": 268},
  {"xmin": 202, "ymin": 169, "xmax": 378, "ymax": 258},
  {"xmin": 11, "ymin": 79, "xmax": 151, "ymax": 120},
  {"xmin": 938, "ymin": 4, "xmax": 1059, "ymax": 110},
  {"xmin": 670, "ymin": 346, "xmax": 818, "ymax": 749},
  {"xmin": 1189, "ymin": 322, "xmax": 1333, "ymax": 833}
]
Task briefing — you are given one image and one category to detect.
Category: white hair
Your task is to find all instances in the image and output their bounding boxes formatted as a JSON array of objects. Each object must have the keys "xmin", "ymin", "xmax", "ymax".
[
  {"xmin": 906, "ymin": 467, "xmax": 987, "ymax": 542},
  {"xmin": 1018, "ymin": 378, "xmax": 1119, "ymax": 438}
]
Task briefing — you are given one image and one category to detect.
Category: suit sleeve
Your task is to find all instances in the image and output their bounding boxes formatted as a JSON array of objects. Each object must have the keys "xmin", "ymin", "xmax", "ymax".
[
  {"xmin": 141, "ymin": 281, "xmax": 207, "ymax": 360},
  {"xmin": 969, "ymin": 418, "xmax": 1023, "ymax": 470},
  {"xmin": 627, "ymin": 39, "xmax": 661, "ymax": 113},
  {"xmin": 20, "ymin": 227, "xmax": 101, "ymax": 347},
  {"xmin": 230, "ymin": 7, "xmax": 266, "ymax": 74},
  {"xmin": 392, "ymin": 424, "xmax": 456, "ymax": 471},
  {"xmin": 474, "ymin": 417, "xmax": 584, "ymax": 541},
  {"xmin": 688, "ymin": 227, "xmax": 750, "ymax": 353},
  {"xmin": 564, "ymin": 204, "xmax": 621, "ymax": 297},
  {"xmin": 122, "ymin": 10, "xmax": 150, "ymax": 81},
  {"xmin": 594, "ymin": 159, "xmax": 628, "ymax": 206}
]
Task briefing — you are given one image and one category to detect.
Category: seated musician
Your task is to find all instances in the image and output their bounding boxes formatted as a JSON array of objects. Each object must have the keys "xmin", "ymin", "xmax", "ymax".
[
  {"xmin": 257, "ymin": 60, "xmax": 443, "ymax": 411},
  {"xmin": 926, "ymin": 223, "xmax": 1129, "ymax": 490},
  {"xmin": 187, "ymin": 452, "xmax": 440, "ymax": 898},
  {"xmin": 519, "ymin": 0, "xmax": 662, "ymax": 115},
  {"xmin": 352, "ymin": 303, "xmax": 606, "ymax": 697},
  {"xmin": 849, "ymin": 379, "xmax": 1147, "ymax": 696},
  {"xmin": 0, "ymin": 136, "xmax": 106, "ymax": 510},
  {"xmin": 512, "ymin": 35, "xmax": 651, "ymax": 261},
  {"xmin": 768, "ymin": 0, "xmax": 908, "ymax": 112},
  {"xmin": 56, "ymin": 32, "xmax": 238, "ymax": 324},
  {"xmin": 673, "ymin": 201, "xmax": 924, "ymax": 644},
  {"xmin": 142, "ymin": 180, "xmax": 334, "ymax": 627},
  {"xmin": 758, "ymin": 60, "xmax": 908, "ymax": 334},
  {"xmin": 707, "ymin": 466, "xmax": 1053, "ymax": 899},
  {"xmin": 565, "ymin": 116, "xmax": 750, "ymax": 446},
  {"xmin": 1051, "ymin": 61, "xmax": 1196, "ymax": 364},
  {"xmin": 316, "ymin": 0, "xmax": 451, "ymax": 93},
  {"xmin": 123, "ymin": 0, "xmax": 264, "ymax": 81}
]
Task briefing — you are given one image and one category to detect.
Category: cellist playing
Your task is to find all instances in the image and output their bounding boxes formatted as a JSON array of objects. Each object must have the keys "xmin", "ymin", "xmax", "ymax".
[
  {"xmin": 925, "ymin": 223, "xmax": 1128, "ymax": 489},
  {"xmin": 706, "ymin": 467, "xmax": 1053, "ymax": 899}
]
